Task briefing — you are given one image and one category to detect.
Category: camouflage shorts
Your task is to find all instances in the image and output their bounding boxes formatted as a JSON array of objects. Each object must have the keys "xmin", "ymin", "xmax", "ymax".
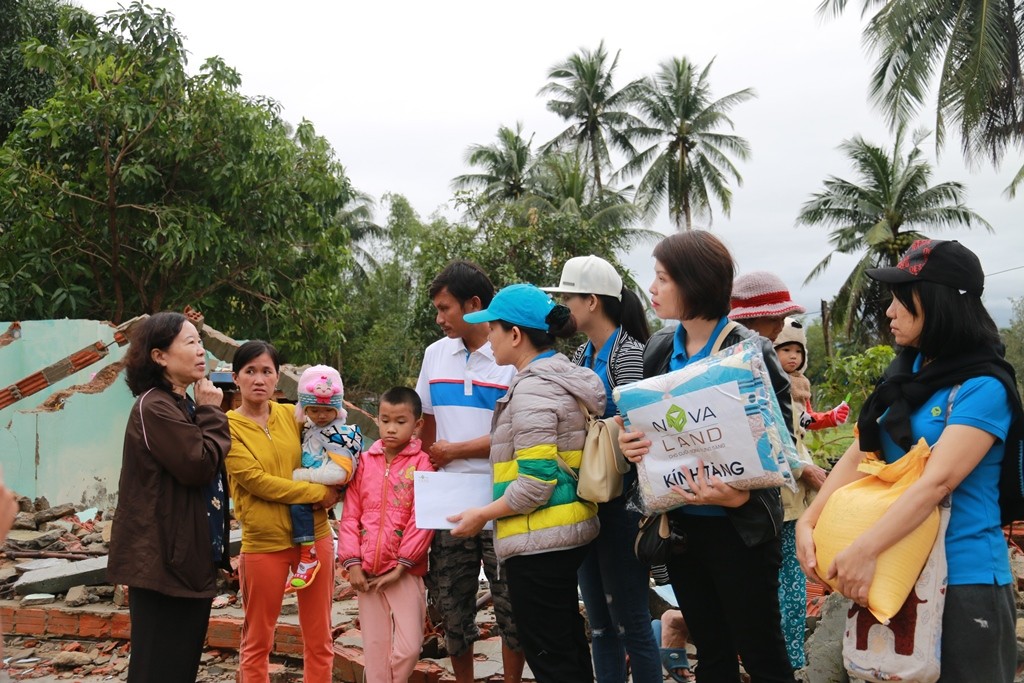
[{"xmin": 425, "ymin": 529, "xmax": 520, "ymax": 656}]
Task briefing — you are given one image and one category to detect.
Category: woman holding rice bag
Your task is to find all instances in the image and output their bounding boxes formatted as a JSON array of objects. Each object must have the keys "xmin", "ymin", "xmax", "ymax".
[
  {"xmin": 796, "ymin": 239, "xmax": 1023, "ymax": 683},
  {"xmin": 617, "ymin": 230, "xmax": 796, "ymax": 683}
]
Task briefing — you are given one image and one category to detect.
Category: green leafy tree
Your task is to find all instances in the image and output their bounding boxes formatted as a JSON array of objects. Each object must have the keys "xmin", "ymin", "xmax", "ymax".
[
  {"xmin": 621, "ymin": 57, "xmax": 755, "ymax": 230},
  {"xmin": 0, "ymin": 2, "xmax": 353, "ymax": 361},
  {"xmin": 806, "ymin": 344, "xmax": 897, "ymax": 463},
  {"xmin": 340, "ymin": 195, "xmax": 474, "ymax": 391},
  {"xmin": 452, "ymin": 122, "xmax": 539, "ymax": 206},
  {"xmin": 0, "ymin": 0, "xmax": 66, "ymax": 143},
  {"xmin": 538, "ymin": 41, "xmax": 643, "ymax": 192},
  {"xmin": 797, "ymin": 125, "xmax": 991, "ymax": 344},
  {"xmin": 818, "ymin": 0, "xmax": 1024, "ymax": 195},
  {"xmin": 1003, "ymin": 297, "xmax": 1024, "ymax": 394}
]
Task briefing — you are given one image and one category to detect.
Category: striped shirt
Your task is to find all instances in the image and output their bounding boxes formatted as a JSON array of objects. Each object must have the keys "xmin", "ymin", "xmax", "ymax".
[
  {"xmin": 415, "ymin": 336, "xmax": 515, "ymax": 475},
  {"xmin": 570, "ymin": 327, "xmax": 646, "ymax": 417}
]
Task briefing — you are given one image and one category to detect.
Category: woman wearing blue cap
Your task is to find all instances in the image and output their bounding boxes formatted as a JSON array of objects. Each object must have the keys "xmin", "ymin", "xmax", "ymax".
[
  {"xmin": 449, "ymin": 283, "xmax": 605, "ymax": 683},
  {"xmin": 797, "ymin": 239, "xmax": 1024, "ymax": 682}
]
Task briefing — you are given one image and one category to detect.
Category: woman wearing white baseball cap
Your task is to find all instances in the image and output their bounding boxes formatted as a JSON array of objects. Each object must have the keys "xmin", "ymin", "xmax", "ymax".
[{"xmin": 543, "ymin": 255, "xmax": 664, "ymax": 683}]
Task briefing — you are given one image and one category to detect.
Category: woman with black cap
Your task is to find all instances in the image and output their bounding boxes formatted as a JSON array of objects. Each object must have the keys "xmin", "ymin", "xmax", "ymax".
[{"xmin": 796, "ymin": 239, "xmax": 1024, "ymax": 682}]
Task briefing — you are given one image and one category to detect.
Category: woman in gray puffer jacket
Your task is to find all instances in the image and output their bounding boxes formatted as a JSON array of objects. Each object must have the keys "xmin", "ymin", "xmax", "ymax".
[{"xmin": 450, "ymin": 283, "xmax": 604, "ymax": 683}]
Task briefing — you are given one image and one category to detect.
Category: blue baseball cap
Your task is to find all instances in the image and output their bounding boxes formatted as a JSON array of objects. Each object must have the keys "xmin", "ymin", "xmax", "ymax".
[{"xmin": 463, "ymin": 283, "xmax": 555, "ymax": 330}]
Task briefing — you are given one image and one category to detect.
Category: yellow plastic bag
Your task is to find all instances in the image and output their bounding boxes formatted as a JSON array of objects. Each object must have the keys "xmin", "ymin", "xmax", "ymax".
[{"xmin": 813, "ymin": 438, "xmax": 940, "ymax": 623}]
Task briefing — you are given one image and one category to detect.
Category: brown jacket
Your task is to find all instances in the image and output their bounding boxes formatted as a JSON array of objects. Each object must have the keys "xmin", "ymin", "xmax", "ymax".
[{"xmin": 107, "ymin": 386, "xmax": 231, "ymax": 598}]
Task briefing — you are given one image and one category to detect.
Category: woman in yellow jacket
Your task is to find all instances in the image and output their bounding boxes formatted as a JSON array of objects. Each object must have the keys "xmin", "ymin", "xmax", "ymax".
[{"xmin": 225, "ymin": 340, "xmax": 340, "ymax": 682}]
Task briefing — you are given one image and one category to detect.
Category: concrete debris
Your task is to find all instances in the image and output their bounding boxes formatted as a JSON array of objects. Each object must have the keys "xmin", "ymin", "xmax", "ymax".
[
  {"xmin": 14, "ymin": 556, "xmax": 108, "ymax": 596},
  {"xmin": 6, "ymin": 529, "xmax": 64, "ymax": 550},
  {"xmin": 12, "ymin": 512, "xmax": 36, "ymax": 530},
  {"xmin": 65, "ymin": 585, "xmax": 90, "ymax": 607},
  {"xmin": 14, "ymin": 558, "xmax": 69, "ymax": 574},
  {"xmin": 21, "ymin": 593, "xmax": 56, "ymax": 606},
  {"xmin": 50, "ymin": 650, "xmax": 94, "ymax": 667},
  {"xmin": 112, "ymin": 583, "xmax": 128, "ymax": 608},
  {"xmin": 34, "ymin": 503, "xmax": 78, "ymax": 526},
  {"xmin": 43, "ymin": 520, "xmax": 75, "ymax": 534},
  {"xmin": 799, "ymin": 591, "xmax": 852, "ymax": 683}
]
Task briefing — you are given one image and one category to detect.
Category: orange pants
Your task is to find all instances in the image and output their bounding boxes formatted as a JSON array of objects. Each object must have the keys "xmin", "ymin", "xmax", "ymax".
[{"xmin": 238, "ymin": 536, "xmax": 334, "ymax": 682}]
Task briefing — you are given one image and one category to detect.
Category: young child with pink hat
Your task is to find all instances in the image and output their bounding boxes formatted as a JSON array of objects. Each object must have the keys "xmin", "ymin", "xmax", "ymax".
[{"xmin": 289, "ymin": 364, "xmax": 362, "ymax": 591}]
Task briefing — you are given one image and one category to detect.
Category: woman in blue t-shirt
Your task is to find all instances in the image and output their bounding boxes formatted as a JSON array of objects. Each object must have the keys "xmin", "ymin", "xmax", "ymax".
[{"xmin": 796, "ymin": 239, "xmax": 1024, "ymax": 683}]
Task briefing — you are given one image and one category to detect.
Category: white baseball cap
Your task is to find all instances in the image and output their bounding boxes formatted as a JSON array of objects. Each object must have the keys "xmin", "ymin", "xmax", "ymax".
[{"xmin": 542, "ymin": 255, "xmax": 623, "ymax": 300}]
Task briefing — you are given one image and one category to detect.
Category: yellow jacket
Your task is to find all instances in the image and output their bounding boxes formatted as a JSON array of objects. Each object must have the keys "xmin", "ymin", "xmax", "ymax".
[{"xmin": 226, "ymin": 401, "xmax": 332, "ymax": 553}]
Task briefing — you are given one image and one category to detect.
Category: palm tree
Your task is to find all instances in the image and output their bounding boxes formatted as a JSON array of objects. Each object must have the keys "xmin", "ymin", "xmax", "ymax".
[
  {"xmin": 336, "ymin": 190, "xmax": 383, "ymax": 280},
  {"xmin": 818, "ymin": 0, "xmax": 1023, "ymax": 188},
  {"xmin": 538, "ymin": 41, "xmax": 644, "ymax": 192},
  {"xmin": 798, "ymin": 125, "xmax": 992, "ymax": 343},
  {"xmin": 620, "ymin": 57, "xmax": 755, "ymax": 230},
  {"xmin": 451, "ymin": 122, "xmax": 538, "ymax": 205},
  {"xmin": 521, "ymin": 150, "xmax": 639, "ymax": 231}
]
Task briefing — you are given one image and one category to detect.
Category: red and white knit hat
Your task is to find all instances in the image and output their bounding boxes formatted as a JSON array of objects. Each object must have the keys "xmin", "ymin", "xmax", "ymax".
[{"xmin": 729, "ymin": 271, "xmax": 806, "ymax": 320}]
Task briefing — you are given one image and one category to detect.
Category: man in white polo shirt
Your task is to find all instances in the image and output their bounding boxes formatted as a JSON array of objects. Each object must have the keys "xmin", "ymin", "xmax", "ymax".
[{"xmin": 416, "ymin": 260, "xmax": 524, "ymax": 683}]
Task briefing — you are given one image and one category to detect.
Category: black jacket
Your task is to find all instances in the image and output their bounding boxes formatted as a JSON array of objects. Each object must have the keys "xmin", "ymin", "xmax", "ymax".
[{"xmin": 643, "ymin": 323, "xmax": 793, "ymax": 547}]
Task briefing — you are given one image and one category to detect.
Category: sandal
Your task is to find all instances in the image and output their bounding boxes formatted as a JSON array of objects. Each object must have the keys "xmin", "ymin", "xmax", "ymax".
[{"xmin": 661, "ymin": 648, "xmax": 695, "ymax": 683}]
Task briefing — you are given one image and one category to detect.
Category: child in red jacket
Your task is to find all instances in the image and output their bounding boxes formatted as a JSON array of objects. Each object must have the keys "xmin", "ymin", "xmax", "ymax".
[
  {"xmin": 338, "ymin": 387, "xmax": 435, "ymax": 683},
  {"xmin": 774, "ymin": 318, "xmax": 850, "ymax": 433}
]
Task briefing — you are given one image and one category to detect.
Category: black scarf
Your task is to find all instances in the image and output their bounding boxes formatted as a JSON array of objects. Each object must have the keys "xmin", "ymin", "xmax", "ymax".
[{"xmin": 858, "ymin": 345, "xmax": 1020, "ymax": 453}]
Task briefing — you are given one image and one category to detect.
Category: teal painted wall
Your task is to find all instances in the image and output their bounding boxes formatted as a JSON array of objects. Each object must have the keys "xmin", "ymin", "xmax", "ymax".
[{"xmin": 1, "ymin": 320, "xmax": 133, "ymax": 509}]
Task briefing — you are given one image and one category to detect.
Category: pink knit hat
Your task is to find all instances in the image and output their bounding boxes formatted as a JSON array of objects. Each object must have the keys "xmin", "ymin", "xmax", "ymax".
[
  {"xmin": 294, "ymin": 364, "xmax": 347, "ymax": 422},
  {"xmin": 729, "ymin": 271, "xmax": 806, "ymax": 320}
]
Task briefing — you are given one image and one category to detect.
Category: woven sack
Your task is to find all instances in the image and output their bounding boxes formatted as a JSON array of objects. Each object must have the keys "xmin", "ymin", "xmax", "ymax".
[
  {"xmin": 843, "ymin": 500, "xmax": 949, "ymax": 682},
  {"xmin": 813, "ymin": 438, "xmax": 940, "ymax": 622}
]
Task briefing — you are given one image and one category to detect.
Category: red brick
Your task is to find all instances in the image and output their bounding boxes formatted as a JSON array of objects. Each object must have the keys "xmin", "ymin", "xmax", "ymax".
[
  {"xmin": 110, "ymin": 612, "xmax": 131, "ymax": 639},
  {"xmin": 78, "ymin": 613, "xmax": 111, "ymax": 638},
  {"xmin": 14, "ymin": 608, "xmax": 46, "ymax": 636},
  {"xmin": 332, "ymin": 645, "xmax": 362, "ymax": 683},
  {"xmin": 205, "ymin": 617, "xmax": 242, "ymax": 649},
  {"xmin": 46, "ymin": 613, "xmax": 80, "ymax": 636}
]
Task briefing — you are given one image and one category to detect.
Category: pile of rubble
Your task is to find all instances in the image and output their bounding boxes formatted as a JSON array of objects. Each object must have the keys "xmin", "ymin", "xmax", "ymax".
[
  {"xmin": 8, "ymin": 498, "xmax": 110, "ymax": 557},
  {"xmin": 2, "ymin": 636, "xmax": 305, "ymax": 681}
]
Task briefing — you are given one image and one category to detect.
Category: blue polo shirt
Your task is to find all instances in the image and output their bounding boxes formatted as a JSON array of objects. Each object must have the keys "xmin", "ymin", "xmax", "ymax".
[
  {"xmin": 580, "ymin": 328, "xmax": 620, "ymax": 419},
  {"xmin": 878, "ymin": 355, "xmax": 1012, "ymax": 586},
  {"xmin": 669, "ymin": 317, "xmax": 731, "ymax": 517}
]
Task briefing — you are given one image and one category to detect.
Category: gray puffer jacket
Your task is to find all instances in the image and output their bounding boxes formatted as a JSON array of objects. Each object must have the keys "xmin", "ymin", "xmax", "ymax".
[{"xmin": 490, "ymin": 353, "xmax": 605, "ymax": 560}]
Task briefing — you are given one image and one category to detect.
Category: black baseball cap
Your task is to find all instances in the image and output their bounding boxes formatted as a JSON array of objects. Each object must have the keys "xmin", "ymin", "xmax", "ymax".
[{"xmin": 866, "ymin": 239, "xmax": 984, "ymax": 296}]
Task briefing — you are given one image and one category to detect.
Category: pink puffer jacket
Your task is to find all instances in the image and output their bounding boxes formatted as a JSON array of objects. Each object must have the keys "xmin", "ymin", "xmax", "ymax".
[{"xmin": 338, "ymin": 439, "xmax": 434, "ymax": 577}]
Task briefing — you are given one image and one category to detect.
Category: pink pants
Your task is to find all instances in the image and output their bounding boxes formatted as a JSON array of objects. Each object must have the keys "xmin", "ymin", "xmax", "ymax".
[
  {"xmin": 238, "ymin": 536, "xmax": 334, "ymax": 682},
  {"xmin": 358, "ymin": 571, "xmax": 426, "ymax": 683}
]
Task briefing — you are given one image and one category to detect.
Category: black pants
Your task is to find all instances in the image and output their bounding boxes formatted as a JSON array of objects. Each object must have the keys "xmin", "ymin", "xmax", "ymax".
[
  {"xmin": 666, "ymin": 515, "xmax": 795, "ymax": 683},
  {"xmin": 503, "ymin": 544, "xmax": 593, "ymax": 683},
  {"xmin": 937, "ymin": 583, "xmax": 1016, "ymax": 683},
  {"xmin": 127, "ymin": 586, "xmax": 214, "ymax": 683}
]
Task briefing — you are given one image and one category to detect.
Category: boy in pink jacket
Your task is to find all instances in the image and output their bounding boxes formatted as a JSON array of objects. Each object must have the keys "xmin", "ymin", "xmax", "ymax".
[{"xmin": 338, "ymin": 387, "xmax": 435, "ymax": 683}]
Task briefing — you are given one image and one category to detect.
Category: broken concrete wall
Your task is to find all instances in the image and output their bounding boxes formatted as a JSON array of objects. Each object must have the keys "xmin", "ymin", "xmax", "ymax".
[{"xmin": 1, "ymin": 320, "xmax": 134, "ymax": 508}]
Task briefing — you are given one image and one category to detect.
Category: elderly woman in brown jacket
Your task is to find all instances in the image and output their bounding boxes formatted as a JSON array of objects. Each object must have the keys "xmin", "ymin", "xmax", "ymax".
[{"xmin": 107, "ymin": 312, "xmax": 231, "ymax": 683}]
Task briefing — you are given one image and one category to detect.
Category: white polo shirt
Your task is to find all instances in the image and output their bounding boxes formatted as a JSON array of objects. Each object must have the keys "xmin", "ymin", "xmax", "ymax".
[{"xmin": 415, "ymin": 336, "xmax": 515, "ymax": 475}]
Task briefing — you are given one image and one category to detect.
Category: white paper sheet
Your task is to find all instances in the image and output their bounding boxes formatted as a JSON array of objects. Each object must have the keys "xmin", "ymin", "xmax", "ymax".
[{"xmin": 414, "ymin": 471, "xmax": 494, "ymax": 530}]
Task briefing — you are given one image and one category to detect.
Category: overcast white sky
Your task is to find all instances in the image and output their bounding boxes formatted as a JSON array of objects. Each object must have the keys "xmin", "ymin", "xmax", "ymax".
[{"xmin": 77, "ymin": 0, "xmax": 1024, "ymax": 325}]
